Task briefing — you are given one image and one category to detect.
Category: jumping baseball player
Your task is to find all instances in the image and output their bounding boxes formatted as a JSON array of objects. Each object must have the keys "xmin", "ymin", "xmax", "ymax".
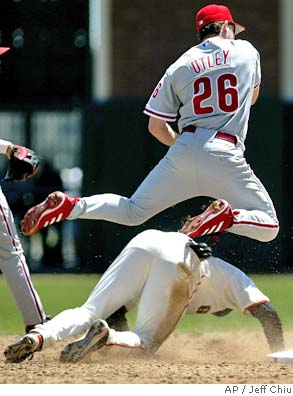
[
  {"xmin": 0, "ymin": 47, "xmax": 48, "ymax": 332},
  {"xmin": 4, "ymin": 229, "xmax": 284, "ymax": 363},
  {"xmin": 19, "ymin": 4, "xmax": 278, "ymax": 244}
]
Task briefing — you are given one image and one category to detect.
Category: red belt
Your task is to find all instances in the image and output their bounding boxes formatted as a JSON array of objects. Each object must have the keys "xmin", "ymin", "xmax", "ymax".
[{"xmin": 181, "ymin": 125, "xmax": 237, "ymax": 145}]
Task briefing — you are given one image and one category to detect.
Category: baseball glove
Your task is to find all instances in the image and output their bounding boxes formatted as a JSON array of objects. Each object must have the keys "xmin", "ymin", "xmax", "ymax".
[{"xmin": 3, "ymin": 145, "xmax": 40, "ymax": 182}]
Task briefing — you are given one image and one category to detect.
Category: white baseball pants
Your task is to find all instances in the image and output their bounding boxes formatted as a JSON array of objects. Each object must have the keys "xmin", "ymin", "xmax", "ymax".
[{"xmin": 34, "ymin": 230, "xmax": 200, "ymax": 353}]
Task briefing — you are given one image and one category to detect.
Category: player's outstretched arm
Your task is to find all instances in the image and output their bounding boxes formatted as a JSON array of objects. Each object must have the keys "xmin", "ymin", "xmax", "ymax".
[{"xmin": 248, "ymin": 302, "xmax": 284, "ymax": 352}]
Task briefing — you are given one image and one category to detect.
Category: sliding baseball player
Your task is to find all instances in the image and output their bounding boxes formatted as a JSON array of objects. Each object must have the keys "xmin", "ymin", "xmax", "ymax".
[{"xmin": 5, "ymin": 229, "xmax": 283, "ymax": 363}]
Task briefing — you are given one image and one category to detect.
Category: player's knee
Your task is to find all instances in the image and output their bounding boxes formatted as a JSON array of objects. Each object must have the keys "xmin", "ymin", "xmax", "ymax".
[
  {"xmin": 257, "ymin": 225, "xmax": 279, "ymax": 242},
  {"xmin": 124, "ymin": 217, "xmax": 148, "ymax": 226},
  {"xmin": 124, "ymin": 203, "xmax": 153, "ymax": 226}
]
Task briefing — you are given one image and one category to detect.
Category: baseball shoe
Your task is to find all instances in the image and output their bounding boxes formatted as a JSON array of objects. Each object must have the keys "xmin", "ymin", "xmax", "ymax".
[
  {"xmin": 179, "ymin": 199, "xmax": 233, "ymax": 239},
  {"xmin": 60, "ymin": 319, "xmax": 109, "ymax": 363},
  {"xmin": 21, "ymin": 191, "xmax": 80, "ymax": 236},
  {"xmin": 4, "ymin": 333, "xmax": 43, "ymax": 363}
]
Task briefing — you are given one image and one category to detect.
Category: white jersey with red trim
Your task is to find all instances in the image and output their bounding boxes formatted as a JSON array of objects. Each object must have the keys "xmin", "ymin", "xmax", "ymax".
[
  {"xmin": 186, "ymin": 257, "xmax": 269, "ymax": 315},
  {"xmin": 34, "ymin": 230, "xmax": 270, "ymax": 353},
  {"xmin": 144, "ymin": 37, "xmax": 261, "ymax": 146}
]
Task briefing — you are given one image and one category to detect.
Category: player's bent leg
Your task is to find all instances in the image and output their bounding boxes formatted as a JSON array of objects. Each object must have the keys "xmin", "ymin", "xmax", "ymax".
[
  {"xmin": 201, "ymin": 145, "xmax": 279, "ymax": 242},
  {"xmin": 70, "ymin": 151, "xmax": 198, "ymax": 225},
  {"xmin": 179, "ymin": 200, "xmax": 279, "ymax": 242},
  {"xmin": 71, "ymin": 193, "xmax": 153, "ymax": 226},
  {"xmin": 90, "ymin": 244, "xmax": 202, "ymax": 357},
  {"xmin": 230, "ymin": 173, "xmax": 279, "ymax": 242},
  {"xmin": 60, "ymin": 319, "xmax": 110, "ymax": 363},
  {"xmin": 133, "ymin": 250, "xmax": 198, "ymax": 355},
  {"xmin": 105, "ymin": 306, "xmax": 129, "ymax": 331},
  {"xmin": 28, "ymin": 306, "xmax": 96, "ymax": 349},
  {"xmin": 60, "ymin": 320, "xmax": 146, "ymax": 362},
  {"xmin": 231, "ymin": 209, "xmax": 279, "ymax": 242},
  {"xmin": 21, "ymin": 144, "xmax": 199, "ymax": 229}
]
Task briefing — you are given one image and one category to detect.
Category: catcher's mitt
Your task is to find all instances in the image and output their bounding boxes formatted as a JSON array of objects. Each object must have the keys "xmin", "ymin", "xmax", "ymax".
[{"xmin": 3, "ymin": 145, "xmax": 40, "ymax": 182}]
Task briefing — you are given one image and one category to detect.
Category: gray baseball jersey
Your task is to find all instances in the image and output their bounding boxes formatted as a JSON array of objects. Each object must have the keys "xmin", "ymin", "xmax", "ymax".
[
  {"xmin": 63, "ymin": 39, "xmax": 277, "ymax": 244},
  {"xmin": 144, "ymin": 37, "xmax": 261, "ymax": 147}
]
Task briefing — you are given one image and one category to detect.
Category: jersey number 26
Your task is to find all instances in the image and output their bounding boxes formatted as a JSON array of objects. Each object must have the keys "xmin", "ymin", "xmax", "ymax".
[{"xmin": 193, "ymin": 73, "xmax": 239, "ymax": 115}]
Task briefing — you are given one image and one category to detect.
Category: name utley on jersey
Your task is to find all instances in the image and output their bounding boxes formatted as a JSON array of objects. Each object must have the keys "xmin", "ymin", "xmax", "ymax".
[{"xmin": 144, "ymin": 37, "xmax": 261, "ymax": 146}]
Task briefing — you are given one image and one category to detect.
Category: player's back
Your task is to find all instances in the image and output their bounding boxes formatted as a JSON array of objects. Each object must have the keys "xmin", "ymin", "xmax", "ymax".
[
  {"xmin": 172, "ymin": 38, "xmax": 260, "ymax": 142},
  {"xmin": 126, "ymin": 229, "xmax": 196, "ymax": 265}
]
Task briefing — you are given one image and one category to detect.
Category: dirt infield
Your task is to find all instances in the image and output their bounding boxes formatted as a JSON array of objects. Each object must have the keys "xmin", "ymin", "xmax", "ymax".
[{"xmin": 1, "ymin": 331, "xmax": 293, "ymax": 384}]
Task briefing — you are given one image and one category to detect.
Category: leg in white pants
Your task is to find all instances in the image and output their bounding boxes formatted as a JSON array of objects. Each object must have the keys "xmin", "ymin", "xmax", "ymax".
[{"xmin": 34, "ymin": 231, "xmax": 200, "ymax": 353}]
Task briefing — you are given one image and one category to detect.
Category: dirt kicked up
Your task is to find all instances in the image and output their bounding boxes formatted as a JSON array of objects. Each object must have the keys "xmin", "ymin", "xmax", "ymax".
[{"xmin": 1, "ymin": 331, "xmax": 293, "ymax": 384}]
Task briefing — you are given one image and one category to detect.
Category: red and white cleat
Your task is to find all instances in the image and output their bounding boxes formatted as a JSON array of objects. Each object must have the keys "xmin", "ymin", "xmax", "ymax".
[
  {"xmin": 21, "ymin": 191, "xmax": 80, "ymax": 236},
  {"xmin": 179, "ymin": 199, "xmax": 234, "ymax": 239}
]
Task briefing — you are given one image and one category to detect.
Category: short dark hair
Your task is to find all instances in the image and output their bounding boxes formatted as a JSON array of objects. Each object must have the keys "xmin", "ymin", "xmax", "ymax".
[{"xmin": 198, "ymin": 21, "xmax": 235, "ymax": 42}]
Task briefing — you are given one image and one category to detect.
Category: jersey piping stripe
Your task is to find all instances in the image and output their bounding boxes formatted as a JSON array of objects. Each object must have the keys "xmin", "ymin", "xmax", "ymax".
[
  {"xmin": 144, "ymin": 106, "xmax": 177, "ymax": 118},
  {"xmin": 143, "ymin": 108, "xmax": 177, "ymax": 121},
  {"xmin": 0, "ymin": 203, "xmax": 44, "ymax": 321},
  {"xmin": 233, "ymin": 220, "xmax": 279, "ymax": 228}
]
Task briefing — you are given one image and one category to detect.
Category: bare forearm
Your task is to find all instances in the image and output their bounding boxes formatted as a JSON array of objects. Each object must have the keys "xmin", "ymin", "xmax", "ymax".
[
  {"xmin": 249, "ymin": 302, "xmax": 284, "ymax": 352},
  {"xmin": 148, "ymin": 118, "xmax": 179, "ymax": 146}
]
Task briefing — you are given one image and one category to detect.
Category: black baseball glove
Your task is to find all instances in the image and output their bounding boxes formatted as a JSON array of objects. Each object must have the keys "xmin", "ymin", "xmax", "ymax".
[{"xmin": 3, "ymin": 145, "xmax": 40, "ymax": 182}]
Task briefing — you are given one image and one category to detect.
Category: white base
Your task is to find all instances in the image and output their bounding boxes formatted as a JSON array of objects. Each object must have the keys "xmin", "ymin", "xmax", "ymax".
[{"xmin": 267, "ymin": 349, "xmax": 293, "ymax": 363}]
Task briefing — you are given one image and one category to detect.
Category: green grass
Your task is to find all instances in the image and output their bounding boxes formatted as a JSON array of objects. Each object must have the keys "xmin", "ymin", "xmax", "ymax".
[
  {"xmin": 0, "ymin": 274, "xmax": 98, "ymax": 334},
  {"xmin": 0, "ymin": 273, "xmax": 292, "ymax": 335}
]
